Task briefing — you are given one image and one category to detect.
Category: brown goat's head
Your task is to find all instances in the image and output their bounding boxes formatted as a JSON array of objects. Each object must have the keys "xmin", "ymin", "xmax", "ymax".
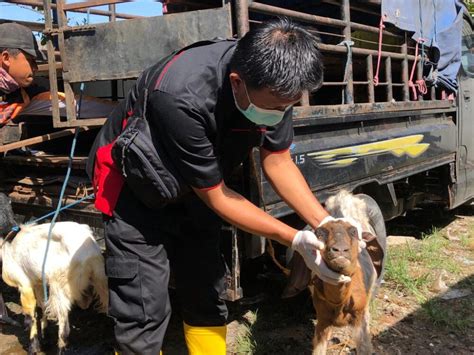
[{"xmin": 315, "ymin": 220, "xmax": 361, "ymax": 276}]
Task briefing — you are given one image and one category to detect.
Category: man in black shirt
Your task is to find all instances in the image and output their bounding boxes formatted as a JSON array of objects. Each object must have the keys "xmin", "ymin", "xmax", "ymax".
[{"xmin": 89, "ymin": 18, "xmax": 350, "ymax": 355}]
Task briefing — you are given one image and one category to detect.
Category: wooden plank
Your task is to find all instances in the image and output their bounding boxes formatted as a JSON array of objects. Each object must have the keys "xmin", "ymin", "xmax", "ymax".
[
  {"xmin": 0, "ymin": 127, "xmax": 89, "ymax": 153},
  {"xmin": 0, "ymin": 155, "xmax": 88, "ymax": 168}
]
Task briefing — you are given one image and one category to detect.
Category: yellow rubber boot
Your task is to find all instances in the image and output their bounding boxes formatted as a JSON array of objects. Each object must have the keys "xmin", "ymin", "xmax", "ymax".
[{"xmin": 183, "ymin": 322, "xmax": 227, "ymax": 355}]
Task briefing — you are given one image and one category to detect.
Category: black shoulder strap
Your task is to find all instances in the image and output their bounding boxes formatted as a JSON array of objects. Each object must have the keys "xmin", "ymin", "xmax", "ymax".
[{"xmin": 131, "ymin": 38, "xmax": 237, "ymax": 119}]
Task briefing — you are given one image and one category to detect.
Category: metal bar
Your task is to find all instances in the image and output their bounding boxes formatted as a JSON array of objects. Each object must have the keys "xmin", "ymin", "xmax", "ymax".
[
  {"xmin": 43, "ymin": 0, "xmax": 61, "ymax": 127},
  {"xmin": 0, "ymin": 128, "xmax": 89, "ymax": 154},
  {"xmin": 366, "ymin": 55, "xmax": 375, "ymax": 103},
  {"xmin": 322, "ymin": 0, "xmax": 380, "ymax": 16},
  {"xmin": 401, "ymin": 34, "xmax": 410, "ymax": 101},
  {"xmin": 417, "ymin": 59, "xmax": 424, "ymax": 101},
  {"xmin": 222, "ymin": 225, "xmax": 243, "ymax": 301},
  {"xmin": 108, "ymin": 3, "xmax": 116, "ymax": 22},
  {"xmin": 109, "ymin": 3, "xmax": 117, "ymax": 101},
  {"xmin": 318, "ymin": 43, "xmax": 416, "ymax": 61},
  {"xmin": 385, "ymin": 56, "xmax": 393, "ymax": 101},
  {"xmin": 70, "ymin": 7, "xmax": 139, "ymax": 19},
  {"xmin": 6, "ymin": 0, "xmax": 139, "ymax": 19},
  {"xmin": 56, "ymin": 0, "xmax": 77, "ymax": 125},
  {"xmin": 248, "ymin": 2, "xmax": 401, "ymax": 38},
  {"xmin": 37, "ymin": 62, "xmax": 62, "ymax": 72},
  {"xmin": 54, "ymin": 118, "xmax": 107, "ymax": 128},
  {"xmin": 0, "ymin": 19, "xmax": 53, "ymax": 32},
  {"xmin": 323, "ymin": 82, "xmax": 348, "ymax": 86},
  {"xmin": 342, "ymin": 0, "xmax": 354, "ymax": 104},
  {"xmin": 300, "ymin": 90, "xmax": 310, "ymax": 106},
  {"xmin": 63, "ymin": 0, "xmax": 124, "ymax": 11},
  {"xmin": 293, "ymin": 100, "xmax": 455, "ymax": 120},
  {"xmin": 431, "ymin": 86, "xmax": 436, "ymax": 100},
  {"xmin": 235, "ymin": 0, "xmax": 249, "ymax": 37}
]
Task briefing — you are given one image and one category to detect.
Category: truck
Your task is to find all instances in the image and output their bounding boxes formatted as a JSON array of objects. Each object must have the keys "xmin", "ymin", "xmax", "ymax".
[{"xmin": 1, "ymin": 0, "xmax": 473, "ymax": 301}]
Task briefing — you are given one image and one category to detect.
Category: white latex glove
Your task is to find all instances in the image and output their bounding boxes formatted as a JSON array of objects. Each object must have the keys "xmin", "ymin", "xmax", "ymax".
[{"xmin": 291, "ymin": 230, "xmax": 351, "ymax": 285}]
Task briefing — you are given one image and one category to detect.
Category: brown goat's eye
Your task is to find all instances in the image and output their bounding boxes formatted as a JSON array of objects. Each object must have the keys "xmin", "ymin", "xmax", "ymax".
[
  {"xmin": 347, "ymin": 226, "xmax": 359, "ymax": 239},
  {"xmin": 315, "ymin": 227, "xmax": 329, "ymax": 241}
]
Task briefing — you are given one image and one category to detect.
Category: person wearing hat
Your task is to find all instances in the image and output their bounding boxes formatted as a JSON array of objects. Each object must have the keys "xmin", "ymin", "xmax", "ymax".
[
  {"xmin": 0, "ymin": 22, "xmax": 47, "ymax": 126},
  {"xmin": 0, "ymin": 22, "xmax": 46, "ymax": 327}
]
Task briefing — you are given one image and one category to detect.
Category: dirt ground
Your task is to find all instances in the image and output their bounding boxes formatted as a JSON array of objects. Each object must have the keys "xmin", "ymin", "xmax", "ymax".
[{"xmin": 1, "ymin": 203, "xmax": 473, "ymax": 355}]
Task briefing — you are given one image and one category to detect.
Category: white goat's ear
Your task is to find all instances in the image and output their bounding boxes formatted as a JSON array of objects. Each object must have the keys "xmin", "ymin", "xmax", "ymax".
[{"xmin": 314, "ymin": 226, "xmax": 329, "ymax": 242}]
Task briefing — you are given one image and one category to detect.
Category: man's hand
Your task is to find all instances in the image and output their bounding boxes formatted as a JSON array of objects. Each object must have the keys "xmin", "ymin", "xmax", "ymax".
[{"xmin": 291, "ymin": 230, "xmax": 351, "ymax": 284}]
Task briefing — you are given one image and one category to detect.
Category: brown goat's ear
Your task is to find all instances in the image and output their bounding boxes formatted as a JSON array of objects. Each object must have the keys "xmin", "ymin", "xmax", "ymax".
[
  {"xmin": 347, "ymin": 226, "xmax": 359, "ymax": 239},
  {"xmin": 361, "ymin": 231, "xmax": 376, "ymax": 242},
  {"xmin": 314, "ymin": 227, "xmax": 329, "ymax": 242}
]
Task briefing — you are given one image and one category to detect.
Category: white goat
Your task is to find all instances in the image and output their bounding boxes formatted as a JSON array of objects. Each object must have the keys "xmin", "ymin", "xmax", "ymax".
[{"xmin": 0, "ymin": 222, "xmax": 108, "ymax": 354}]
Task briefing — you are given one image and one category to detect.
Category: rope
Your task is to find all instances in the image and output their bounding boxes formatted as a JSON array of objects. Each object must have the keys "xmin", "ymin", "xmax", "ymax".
[
  {"xmin": 338, "ymin": 40, "xmax": 354, "ymax": 104},
  {"xmin": 374, "ymin": 14, "xmax": 387, "ymax": 86},
  {"xmin": 40, "ymin": 82, "xmax": 86, "ymax": 302},
  {"xmin": 11, "ymin": 194, "xmax": 95, "ymax": 233}
]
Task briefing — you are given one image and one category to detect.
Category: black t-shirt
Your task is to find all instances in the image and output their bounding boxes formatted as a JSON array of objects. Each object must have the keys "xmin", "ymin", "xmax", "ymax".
[
  {"xmin": 88, "ymin": 39, "xmax": 294, "ymax": 189},
  {"xmin": 1, "ymin": 84, "xmax": 47, "ymax": 104}
]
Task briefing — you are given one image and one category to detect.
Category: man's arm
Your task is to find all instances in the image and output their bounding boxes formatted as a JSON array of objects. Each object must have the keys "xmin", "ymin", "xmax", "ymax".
[
  {"xmin": 193, "ymin": 183, "xmax": 297, "ymax": 247},
  {"xmin": 194, "ymin": 182, "xmax": 350, "ymax": 284},
  {"xmin": 260, "ymin": 148, "xmax": 329, "ymax": 229}
]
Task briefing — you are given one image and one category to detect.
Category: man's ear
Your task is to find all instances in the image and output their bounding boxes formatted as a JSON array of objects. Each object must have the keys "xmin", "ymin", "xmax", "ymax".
[
  {"xmin": 1, "ymin": 50, "xmax": 11, "ymax": 68},
  {"xmin": 229, "ymin": 72, "xmax": 243, "ymax": 90},
  {"xmin": 314, "ymin": 226, "xmax": 329, "ymax": 243}
]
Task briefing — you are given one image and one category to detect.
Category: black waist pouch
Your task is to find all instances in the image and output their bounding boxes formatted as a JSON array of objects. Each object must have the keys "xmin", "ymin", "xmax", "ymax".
[{"xmin": 111, "ymin": 61, "xmax": 189, "ymax": 210}]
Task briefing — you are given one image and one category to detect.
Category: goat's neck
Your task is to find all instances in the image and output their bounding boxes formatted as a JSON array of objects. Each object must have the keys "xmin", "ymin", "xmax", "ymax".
[{"xmin": 318, "ymin": 279, "xmax": 353, "ymax": 306}]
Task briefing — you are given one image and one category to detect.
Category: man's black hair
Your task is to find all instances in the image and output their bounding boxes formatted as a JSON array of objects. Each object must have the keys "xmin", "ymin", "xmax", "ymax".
[{"xmin": 230, "ymin": 17, "xmax": 323, "ymax": 99}]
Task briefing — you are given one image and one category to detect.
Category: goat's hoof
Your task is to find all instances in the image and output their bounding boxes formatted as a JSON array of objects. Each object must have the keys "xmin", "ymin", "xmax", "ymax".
[{"xmin": 27, "ymin": 337, "xmax": 41, "ymax": 354}]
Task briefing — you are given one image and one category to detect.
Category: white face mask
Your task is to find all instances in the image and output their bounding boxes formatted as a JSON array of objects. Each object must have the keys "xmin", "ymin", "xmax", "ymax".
[{"xmin": 233, "ymin": 82, "xmax": 292, "ymax": 126}]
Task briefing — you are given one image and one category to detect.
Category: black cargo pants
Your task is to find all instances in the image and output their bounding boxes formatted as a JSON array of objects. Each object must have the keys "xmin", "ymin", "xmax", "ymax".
[{"xmin": 104, "ymin": 186, "xmax": 228, "ymax": 355}]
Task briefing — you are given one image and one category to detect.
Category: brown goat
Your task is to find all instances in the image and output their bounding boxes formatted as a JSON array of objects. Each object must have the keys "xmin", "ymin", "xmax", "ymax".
[{"xmin": 283, "ymin": 191, "xmax": 386, "ymax": 355}]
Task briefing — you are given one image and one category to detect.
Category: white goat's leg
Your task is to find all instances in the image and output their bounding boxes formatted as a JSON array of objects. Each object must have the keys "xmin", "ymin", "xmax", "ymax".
[
  {"xmin": 33, "ymin": 284, "xmax": 48, "ymax": 341},
  {"xmin": 47, "ymin": 282, "xmax": 72, "ymax": 354},
  {"xmin": 312, "ymin": 322, "xmax": 332, "ymax": 355},
  {"xmin": 57, "ymin": 311, "xmax": 70, "ymax": 355},
  {"xmin": 354, "ymin": 309, "xmax": 373, "ymax": 355},
  {"xmin": 91, "ymin": 257, "xmax": 109, "ymax": 313},
  {"xmin": 19, "ymin": 286, "xmax": 41, "ymax": 354}
]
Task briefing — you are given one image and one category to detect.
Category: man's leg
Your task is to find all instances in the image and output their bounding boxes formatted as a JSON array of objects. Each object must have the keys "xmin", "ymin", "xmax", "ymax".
[
  {"xmin": 170, "ymin": 197, "xmax": 228, "ymax": 355},
  {"xmin": 105, "ymin": 187, "xmax": 171, "ymax": 355}
]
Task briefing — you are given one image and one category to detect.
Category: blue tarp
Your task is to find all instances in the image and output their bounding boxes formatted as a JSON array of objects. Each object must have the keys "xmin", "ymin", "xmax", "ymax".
[{"xmin": 382, "ymin": 0, "xmax": 464, "ymax": 93}]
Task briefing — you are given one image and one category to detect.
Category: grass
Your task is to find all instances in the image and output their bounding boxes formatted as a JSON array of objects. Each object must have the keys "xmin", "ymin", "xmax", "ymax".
[
  {"xmin": 384, "ymin": 226, "xmax": 465, "ymax": 302},
  {"xmin": 384, "ymin": 218, "xmax": 474, "ymax": 332},
  {"xmin": 234, "ymin": 311, "xmax": 258, "ymax": 354},
  {"xmin": 421, "ymin": 297, "xmax": 473, "ymax": 333}
]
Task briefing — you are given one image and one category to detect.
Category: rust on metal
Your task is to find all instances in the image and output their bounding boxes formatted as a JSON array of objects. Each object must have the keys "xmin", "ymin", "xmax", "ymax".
[
  {"xmin": 293, "ymin": 100, "xmax": 455, "ymax": 119},
  {"xmin": 248, "ymin": 1, "xmax": 401, "ymax": 38}
]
